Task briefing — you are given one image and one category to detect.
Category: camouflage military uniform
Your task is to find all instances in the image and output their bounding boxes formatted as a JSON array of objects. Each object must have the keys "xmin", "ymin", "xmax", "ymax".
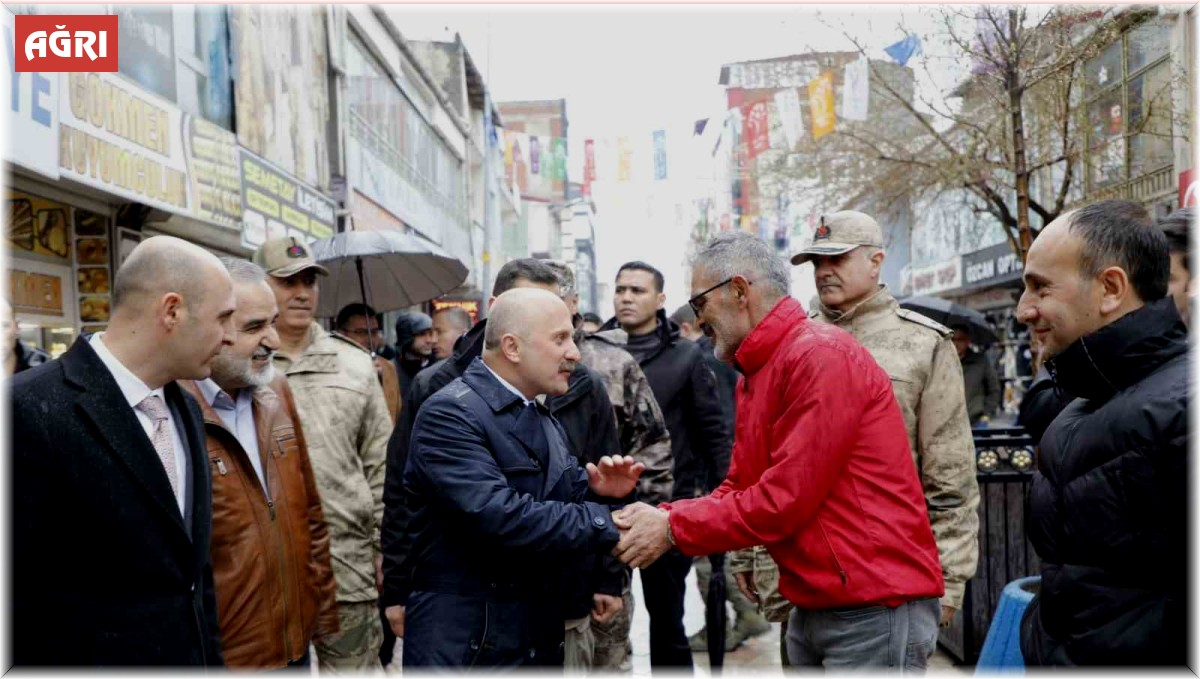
[
  {"xmin": 731, "ymin": 286, "xmax": 979, "ymax": 623},
  {"xmin": 576, "ymin": 328, "xmax": 673, "ymax": 671},
  {"xmin": 273, "ymin": 322, "xmax": 393, "ymax": 672}
]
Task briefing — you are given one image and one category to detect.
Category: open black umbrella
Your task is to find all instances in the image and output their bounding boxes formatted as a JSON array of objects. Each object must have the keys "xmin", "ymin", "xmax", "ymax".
[
  {"xmin": 309, "ymin": 230, "xmax": 468, "ymax": 321},
  {"xmin": 705, "ymin": 552, "xmax": 727, "ymax": 671},
  {"xmin": 899, "ymin": 295, "xmax": 998, "ymax": 346}
]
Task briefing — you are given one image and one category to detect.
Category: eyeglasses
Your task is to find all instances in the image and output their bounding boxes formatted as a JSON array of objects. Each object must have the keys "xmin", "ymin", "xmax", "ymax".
[{"xmin": 688, "ymin": 277, "xmax": 750, "ymax": 316}]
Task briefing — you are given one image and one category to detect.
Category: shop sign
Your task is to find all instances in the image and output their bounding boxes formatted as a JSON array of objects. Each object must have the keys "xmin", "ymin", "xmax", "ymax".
[
  {"xmin": 2, "ymin": 7, "xmax": 60, "ymax": 179},
  {"xmin": 910, "ymin": 256, "xmax": 962, "ymax": 296},
  {"xmin": 962, "ymin": 242, "xmax": 1024, "ymax": 288},
  {"xmin": 10, "ymin": 268, "xmax": 63, "ymax": 316},
  {"xmin": 432, "ymin": 299, "xmax": 479, "ymax": 326},
  {"xmin": 184, "ymin": 113, "xmax": 241, "ymax": 229},
  {"xmin": 58, "ymin": 72, "xmax": 189, "ymax": 215},
  {"xmin": 239, "ymin": 149, "xmax": 335, "ymax": 249}
]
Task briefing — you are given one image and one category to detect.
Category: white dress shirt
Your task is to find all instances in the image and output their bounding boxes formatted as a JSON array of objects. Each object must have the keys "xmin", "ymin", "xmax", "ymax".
[
  {"xmin": 89, "ymin": 333, "xmax": 189, "ymax": 517},
  {"xmin": 197, "ymin": 379, "xmax": 267, "ymax": 493},
  {"xmin": 482, "ymin": 361, "xmax": 534, "ymax": 406}
]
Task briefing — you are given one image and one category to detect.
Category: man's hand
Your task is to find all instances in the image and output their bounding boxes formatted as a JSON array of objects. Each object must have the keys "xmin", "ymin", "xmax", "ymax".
[
  {"xmin": 591, "ymin": 593, "xmax": 623, "ymax": 624},
  {"xmin": 940, "ymin": 605, "xmax": 956, "ymax": 628},
  {"xmin": 612, "ymin": 506, "xmax": 672, "ymax": 568},
  {"xmin": 385, "ymin": 604, "xmax": 405, "ymax": 638},
  {"xmin": 374, "ymin": 553, "xmax": 384, "ymax": 594},
  {"xmin": 734, "ymin": 571, "xmax": 760, "ymax": 606},
  {"xmin": 587, "ymin": 455, "xmax": 645, "ymax": 498}
]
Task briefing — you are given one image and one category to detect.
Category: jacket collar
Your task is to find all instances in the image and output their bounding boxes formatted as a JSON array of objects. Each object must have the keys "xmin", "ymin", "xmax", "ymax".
[
  {"xmin": 451, "ymin": 319, "xmax": 488, "ymax": 375},
  {"xmin": 462, "ymin": 357, "xmax": 529, "ymax": 413},
  {"xmin": 815, "ymin": 285, "xmax": 894, "ymax": 325},
  {"xmin": 598, "ymin": 309, "xmax": 679, "ymax": 364},
  {"xmin": 733, "ymin": 297, "xmax": 809, "ymax": 377},
  {"xmin": 1047, "ymin": 297, "xmax": 1188, "ymax": 401}
]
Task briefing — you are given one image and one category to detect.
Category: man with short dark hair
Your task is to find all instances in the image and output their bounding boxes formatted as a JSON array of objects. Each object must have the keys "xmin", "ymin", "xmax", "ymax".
[
  {"xmin": 599, "ymin": 261, "xmax": 731, "ymax": 671},
  {"xmin": 1159, "ymin": 207, "xmax": 1194, "ymax": 328},
  {"xmin": 180, "ymin": 258, "xmax": 338, "ymax": 669},
  {"xmin": 952, "ymin": 325, "xmax": 1001, "ymax": 424},
  {"xmin": 12, "ymin": 236, "xmax": 235, "ymax": 666},
  {"xmin": 336, "ymin": 303, "xmax": 402, "ymax": 423},
  {"xmin": 1018, "ymin": 200, "xmax": 1188, "ymax": 666}
]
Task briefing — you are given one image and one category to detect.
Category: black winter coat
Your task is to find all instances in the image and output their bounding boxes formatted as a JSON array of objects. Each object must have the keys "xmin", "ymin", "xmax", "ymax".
[
  {"xmin": 600, "ymin": 311, "xmax": 731, "ymax": 499},
  {"xmin": 381, "ymin": 320, "xmax": 624, "ymax": 619},
  {"xmin": 1020, "ymin": 298, "xmax": 1189, "ymax": 666},
  {"xmin": 400, "ymin": 359, "xmax": 621, "ymax": 668},
  {"xmin": 11, "ymin": 338, "xmax": 224, "ymax": 666}
]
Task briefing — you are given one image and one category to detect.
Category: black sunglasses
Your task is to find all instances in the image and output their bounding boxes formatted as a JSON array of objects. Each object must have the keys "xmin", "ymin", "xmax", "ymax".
[{"xmin": 688, "ymin": 277, "xmax": 750, "ymax": 316}]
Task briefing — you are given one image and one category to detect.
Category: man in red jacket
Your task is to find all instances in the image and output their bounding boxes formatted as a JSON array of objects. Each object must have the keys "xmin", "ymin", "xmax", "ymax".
[{"xmin": 614, "ymin": 231, "xmax": 944, "ymax": 670}]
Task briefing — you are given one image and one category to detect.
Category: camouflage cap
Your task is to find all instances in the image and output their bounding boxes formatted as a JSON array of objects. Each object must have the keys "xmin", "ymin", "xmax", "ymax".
[
  {"xmin": 252, "ymin": 236, "xmax": 330, "ymax": 278},
  {"xmin": 791, "ymin": 211, "xmax": 883, "ymax": 265}
]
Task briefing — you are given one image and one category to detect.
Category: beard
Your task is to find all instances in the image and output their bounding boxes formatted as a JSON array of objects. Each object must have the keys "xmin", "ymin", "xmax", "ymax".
[{"xmin": 212, "ymin": 347, "xmax": 276, "ymax": 390}]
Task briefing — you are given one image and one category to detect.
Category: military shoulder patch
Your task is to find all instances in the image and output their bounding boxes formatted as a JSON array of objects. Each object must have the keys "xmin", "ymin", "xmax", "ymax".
[{"xmin": 896, "ymin": 308, "xmax": 952, "ymax": 337}]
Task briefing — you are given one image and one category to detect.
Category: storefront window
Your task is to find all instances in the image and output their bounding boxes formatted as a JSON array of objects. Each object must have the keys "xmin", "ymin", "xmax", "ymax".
[{"xmin": 1084, "ymin": 15, "xmax": 1175, "ymax": 194}]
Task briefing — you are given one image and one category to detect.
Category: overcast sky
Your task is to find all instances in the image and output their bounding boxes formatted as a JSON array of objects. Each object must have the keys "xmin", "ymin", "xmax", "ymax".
[{"xmin": 390, "ymin": 5, "xmax": 969, "ymax": 309}]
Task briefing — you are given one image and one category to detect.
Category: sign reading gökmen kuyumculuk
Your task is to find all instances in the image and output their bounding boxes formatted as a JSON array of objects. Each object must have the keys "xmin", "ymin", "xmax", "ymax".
[
  {"xmin": 239, "ymin": 149, "xmax": 336, "ymax": 249},
  {"xmin": 58, "ymin": 72, "xmax": 191, "ymax": 215}
]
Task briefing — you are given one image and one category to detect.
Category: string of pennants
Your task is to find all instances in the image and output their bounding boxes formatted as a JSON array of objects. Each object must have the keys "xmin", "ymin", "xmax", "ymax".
[{"xmin": 497, "ymin": 34, "xmax": 918, "ymax": 196}]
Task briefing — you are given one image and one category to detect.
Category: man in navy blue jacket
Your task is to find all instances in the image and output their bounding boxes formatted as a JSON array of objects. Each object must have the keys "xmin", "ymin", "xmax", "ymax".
[{"xmin": 400, "ymin": 288, "xmax": 645, "ymax": 668}]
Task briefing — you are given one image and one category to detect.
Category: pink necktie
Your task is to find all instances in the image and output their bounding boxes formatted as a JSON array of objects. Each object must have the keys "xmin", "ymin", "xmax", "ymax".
[{"xmin": 136, "ymin": 394, "xmax": 179, "ymax": 498}]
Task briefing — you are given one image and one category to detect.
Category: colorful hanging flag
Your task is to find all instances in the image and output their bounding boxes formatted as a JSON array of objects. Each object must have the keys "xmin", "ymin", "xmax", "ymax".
[
  {"xmin": 583, "ymin": 139, "xmax": 595, "ymax": 195},
  {"xmin": 653, "ymin": 130, "xmax": 667, "ymax": 180},
  {"xmin": 808, "ymin": 72, "xmax": 836, "ymax": 140},
  {"xmin": 530, "ymin": 136, "xmax": 541, "ymax": 175},
  {"xmin": 774, "ymin": 88, "xmax": 804, "ymax": 151},
  {"xmin": 553, "ymin": 137, "xmax": 568, "ymax": 181},
  {"xmin": 743, "ymin": 101, "xmax": 769, "ymax": 159},
  {"xmin": 884, "ymin": 33, "xmax": 921, "ymax": 67},
  {"xmin": 504, "ymin": 132, "xmax": 514, "ymax": 166},
  {"xmin": 694, "ymin": 118, "xmax": 709, "ymax": 136},
  {"xmin": 617, "ymin": 137, "xmax": 632, "ymax": 182},
  {"xmin": 842, "ymin": 56, "xmax": 870, "ymax": 122}
]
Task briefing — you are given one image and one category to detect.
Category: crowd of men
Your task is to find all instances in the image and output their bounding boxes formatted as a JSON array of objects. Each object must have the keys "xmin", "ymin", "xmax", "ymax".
[{"xmin": 8, "ymin": 200, "xmax": 1192, "ymax": 671}]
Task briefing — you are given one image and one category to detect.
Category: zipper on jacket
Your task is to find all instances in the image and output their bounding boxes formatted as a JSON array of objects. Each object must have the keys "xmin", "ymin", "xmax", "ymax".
[
  {"xmin": 267, "ymin": 497, "xmax": 293, "ymax": 661},
  {"xmin": 817, "ymin": 520, "xmax": 848, "ymax": 585}
]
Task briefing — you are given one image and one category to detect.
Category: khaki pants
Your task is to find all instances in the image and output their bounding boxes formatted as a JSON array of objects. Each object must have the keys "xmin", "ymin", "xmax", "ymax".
[
  {"xmin": 564, "ymin": 615, "xmax": 594, "ymax": 672},
  {"xmin": 315, "ymin": 600, "xmax": 384, "ymax": 674}
]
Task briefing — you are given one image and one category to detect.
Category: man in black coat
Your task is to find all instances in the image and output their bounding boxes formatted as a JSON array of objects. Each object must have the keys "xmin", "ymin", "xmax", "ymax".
[
  {"xmin": 381, "ymin": 258, "xmax": 626, "ymax": 667},
  {"xmin": 11, "ymin": 236, "xmax": 235, "ymax": 667},
  {"xmin": 399, "ymin": 288, "xmax": 643, "ymax": 668},
  {"xmin": 599, "ymin": 261, "xmax": 731, "ymax": 671},
  {"xmin": 1017, "ymin": 200, "xmax": 1189, "ymax": 666}
]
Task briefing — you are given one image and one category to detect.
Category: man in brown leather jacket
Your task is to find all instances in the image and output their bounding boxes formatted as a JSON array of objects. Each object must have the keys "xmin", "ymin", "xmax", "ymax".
[{"xmin": 180, "ymin": 258, "xmax": 338, "ymax": 669}]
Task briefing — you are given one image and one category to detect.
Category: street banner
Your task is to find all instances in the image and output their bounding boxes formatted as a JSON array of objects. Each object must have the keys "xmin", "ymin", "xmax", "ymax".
[
  {"xmin": 808, "ymin": 72, "xmax": 835, "ymax": 140},
  {"xmin": 774, "ymin": 87, "xmax": 804, "ymax": 151},
  {"xmin": 842, "ymin": 56, "xmax": 870, "ymax": 121},
  {"xmin": 743, "ymin": 100, "xmax": 769, "ymax": 159}
]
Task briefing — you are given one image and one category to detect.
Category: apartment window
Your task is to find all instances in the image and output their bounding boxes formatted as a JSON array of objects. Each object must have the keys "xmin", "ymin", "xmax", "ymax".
[{"xmin": 1084, "ymin": 14, "xmax": 1175, "ymax": 192}]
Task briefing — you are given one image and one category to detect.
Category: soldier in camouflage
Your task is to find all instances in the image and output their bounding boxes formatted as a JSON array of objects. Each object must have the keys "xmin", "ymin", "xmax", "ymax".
[
  {"xmin": 544, "ymin": 260, "xmax": 673, "ymax": 671},
  {"xmin": 730, "ymin": 211, "xmax": 980, "ymax": 662},
  {"xmin": 255, "ymin": 237, "xmax": 394, "ymax": 673}
]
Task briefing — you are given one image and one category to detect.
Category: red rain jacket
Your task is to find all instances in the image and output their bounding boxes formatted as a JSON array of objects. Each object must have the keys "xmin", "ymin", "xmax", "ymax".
[{"xmin": 662, "ymin": 297, "xmax": 943, "ymax": 610}]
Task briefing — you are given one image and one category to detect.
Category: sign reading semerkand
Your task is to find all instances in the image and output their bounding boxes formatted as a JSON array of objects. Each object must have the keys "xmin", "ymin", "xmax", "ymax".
[{"xmin": 239, "ymin": 149, "xmax": 335, "ymax": 249}]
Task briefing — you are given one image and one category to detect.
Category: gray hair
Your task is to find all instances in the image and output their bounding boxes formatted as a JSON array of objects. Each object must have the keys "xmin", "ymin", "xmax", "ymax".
[
  {"xmin": 541, "ymin": 260, "xmax": 577, "ymax": 297},
  {"xmin": 691, "ymin": 231, "xmax": 790, "ymax": 298},
  {"xmin": 220, "ymin": 257, "xmax": 268, "ymax": 285}
]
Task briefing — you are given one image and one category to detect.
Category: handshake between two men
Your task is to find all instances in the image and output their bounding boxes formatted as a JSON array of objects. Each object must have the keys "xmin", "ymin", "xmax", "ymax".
[{"xmin": 586, "ymin": 454, "xmax": 675, "ymax": 571}]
